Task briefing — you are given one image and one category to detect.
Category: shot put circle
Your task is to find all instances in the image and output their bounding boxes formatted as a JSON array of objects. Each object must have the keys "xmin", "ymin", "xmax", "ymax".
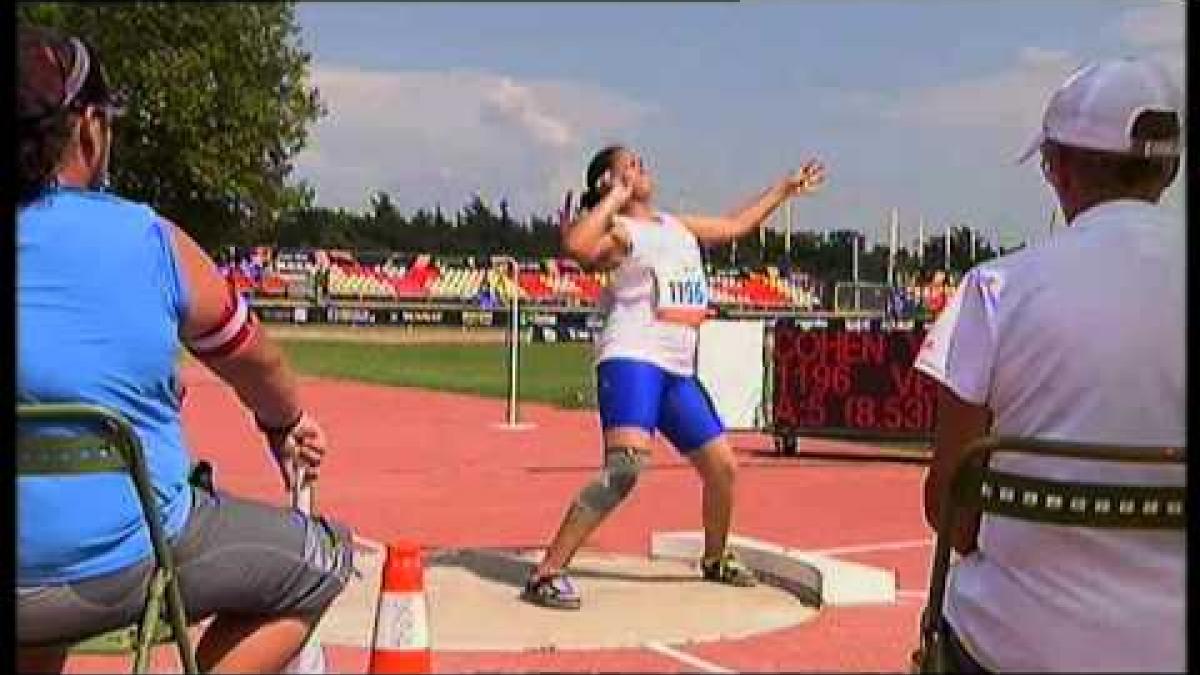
[{"xmin": 424, "ymin": 548, "xmax": 818, "ymax": 651}]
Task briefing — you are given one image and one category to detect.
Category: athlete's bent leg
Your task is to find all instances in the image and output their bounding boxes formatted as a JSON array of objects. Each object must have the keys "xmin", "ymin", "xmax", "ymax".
[
  {"xmin": 532, "ymin": 427, "xmax": 652, "ymax": 579},
  {"xmin": 688, "ymin": 435, "xmax": 739, "ymax": 562},
  {"xmin": 659, "ymin": 376, "xmax": 754, "ymax": 585},
  {"xmin": 525, "ymin": 359, "xmax": 664, "ymax": 608},
  {"xmin": 688, "ymin": 436, "xmax": 755, "ymax": 585}
]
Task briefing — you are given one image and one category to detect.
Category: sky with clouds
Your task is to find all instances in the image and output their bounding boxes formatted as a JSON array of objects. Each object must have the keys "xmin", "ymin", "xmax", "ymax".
[{"xmin": 292, "ymin": 1, "xmax": 1185, "ymax": 249}]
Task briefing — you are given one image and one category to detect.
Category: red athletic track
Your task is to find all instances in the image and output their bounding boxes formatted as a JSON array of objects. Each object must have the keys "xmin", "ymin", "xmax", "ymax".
[{"xmin": 62, "ymin": 366, "xmax": 934, "ymax": 673}]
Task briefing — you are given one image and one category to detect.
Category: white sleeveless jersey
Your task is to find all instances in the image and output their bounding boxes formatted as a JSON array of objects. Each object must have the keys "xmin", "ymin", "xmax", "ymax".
[{"xmin": 595, "ymin": 212, "xmax": 710, "ymax": 376}]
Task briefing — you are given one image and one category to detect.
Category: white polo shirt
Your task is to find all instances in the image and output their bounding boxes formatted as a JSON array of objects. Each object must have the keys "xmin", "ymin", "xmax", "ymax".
[{"xmin": 914, "ymin": 200, "xmax": 1185, "ymax": 672}]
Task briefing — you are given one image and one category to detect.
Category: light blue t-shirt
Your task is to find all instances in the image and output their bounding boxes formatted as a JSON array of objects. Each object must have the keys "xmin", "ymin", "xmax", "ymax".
[{"xmin": 18, "ymin": 187, "xmax": 194, "ymax": 585}]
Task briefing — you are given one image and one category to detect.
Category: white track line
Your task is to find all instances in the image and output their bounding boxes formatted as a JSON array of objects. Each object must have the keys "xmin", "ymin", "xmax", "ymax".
[
  {"xmin": 490, "ymin": 422, "xmax": 538, "ymax": 432},
  {"xmin": 644, "ymin": 642, "xmax": 735, "ymax": 674},
  {"xmin": 802, "ymin": 538, "xmax": 932, "ymax": 557}
]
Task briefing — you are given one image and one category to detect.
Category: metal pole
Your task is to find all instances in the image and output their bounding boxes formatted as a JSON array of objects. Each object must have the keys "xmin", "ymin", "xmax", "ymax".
[
  {"xmin": 917, "ymin": 217, "xmax": 925, "ymax": 265},
  {"xmin": 852, "ymin": 234, "xmax": 860, "ymax": 283},
  {"xmin": 507, "ymin": 259, "xmax": 520, "ymax": 426},
  {"xmin": 944, "ymin": 224, "xmax": 951, "ymax": 273},
  {"xmin": 852, "ymin": 233, "xmax": 860, "ymax": 311},
  {"xmin": 784, "ymin": 199, "xmax": 792, "ymax": 257},
  {"xmin": 887, "ymin": 208, "xmax": 898, "ymax": 287}
]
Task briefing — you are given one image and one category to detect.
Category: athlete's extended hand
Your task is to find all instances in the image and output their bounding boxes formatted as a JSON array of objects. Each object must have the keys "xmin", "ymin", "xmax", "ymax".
[{"xmin": 786, "ymin": 159, "xmax": 826, "ymax": 195}]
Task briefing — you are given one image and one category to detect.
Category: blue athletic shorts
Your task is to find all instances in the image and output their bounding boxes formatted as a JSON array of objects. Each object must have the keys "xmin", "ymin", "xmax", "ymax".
[{"xmin": 596, "ymin": 357, "xmax": 725, "ymax": 454}]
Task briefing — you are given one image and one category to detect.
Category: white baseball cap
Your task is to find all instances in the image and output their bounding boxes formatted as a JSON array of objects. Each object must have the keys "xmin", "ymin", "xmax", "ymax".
[{"xmin": 1017, "ymin": 57, "xmax": 1183, "ymax": 163}]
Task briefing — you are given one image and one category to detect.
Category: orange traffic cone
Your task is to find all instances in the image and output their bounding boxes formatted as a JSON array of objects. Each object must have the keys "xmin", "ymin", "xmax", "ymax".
[{"xmin": 369, "ymin": 541, "xmax": 431, "ymax": 674}]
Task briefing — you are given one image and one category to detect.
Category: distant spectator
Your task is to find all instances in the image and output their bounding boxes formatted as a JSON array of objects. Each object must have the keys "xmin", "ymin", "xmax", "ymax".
[
  {"xmin": 312, "ymin": 264, "xmax": 329, "ymax": 306},
  {"xmin": 249, "ymin": 256, "xmax": 264, "ymax": 284},
  {"xmin": 477, "ymin": 277, "xmax": 498, "ymax": 309},
  {"xmin": 925, "ymin": 271, "xmax": 949, "ymax": 317},
  {"xmin": 885, "ymin": 285, "xmax": 907, "ymax": 321}
]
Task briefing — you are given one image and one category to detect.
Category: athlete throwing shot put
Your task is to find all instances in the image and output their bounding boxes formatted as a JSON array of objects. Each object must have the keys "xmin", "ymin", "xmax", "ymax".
[{"xmin": 522, "ymin": 145, "xmax": 825, "ymax": 609}]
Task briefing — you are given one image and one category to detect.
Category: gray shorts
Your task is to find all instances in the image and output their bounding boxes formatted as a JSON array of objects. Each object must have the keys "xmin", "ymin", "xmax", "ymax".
[{"xmin": 18, "ymin": 483, "xmax": 354, "ymax": 647}]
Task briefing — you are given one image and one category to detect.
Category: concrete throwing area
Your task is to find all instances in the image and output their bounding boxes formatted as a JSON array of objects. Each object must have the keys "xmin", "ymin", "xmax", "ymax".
[
  {"xmin": 425, "ymin": 548, "xmax": 818, "ymax": 651},
  {"xmin": 316, "ymin": 542, "xmax": 817, "ymax": 652},
  {"xmin": 315, "ymin": 531, "xmax": 897, "ymax": 655},
  {"xmin": 652, "ymin": 531, "xmax": 897, "ymax": 607}
]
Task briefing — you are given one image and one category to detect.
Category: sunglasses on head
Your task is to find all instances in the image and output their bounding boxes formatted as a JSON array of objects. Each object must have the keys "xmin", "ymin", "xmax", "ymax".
[{"xmin": 62, "ymin": 36, "xmax": 126, "ymax": 119}]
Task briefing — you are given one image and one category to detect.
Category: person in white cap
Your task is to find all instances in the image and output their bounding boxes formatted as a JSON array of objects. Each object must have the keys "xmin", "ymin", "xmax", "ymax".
[{"xmin": 914, "ymin": 57, "xmax": 1184, "ymax": 673}]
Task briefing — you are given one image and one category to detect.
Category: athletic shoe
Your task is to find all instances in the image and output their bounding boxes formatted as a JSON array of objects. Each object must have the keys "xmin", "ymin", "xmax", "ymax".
[
  {"xmin": 521, "ymin": 572, "xmax": 582, "ymax": 610},
  {"xmin": 701, "ymin": 550, "xmax": 758, "ymax": 587}
]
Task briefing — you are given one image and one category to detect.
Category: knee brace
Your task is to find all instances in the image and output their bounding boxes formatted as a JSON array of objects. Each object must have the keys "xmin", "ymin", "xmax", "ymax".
[{"xmin": 574, "ymin": 446, "xmax": 648, "ymax": 516}]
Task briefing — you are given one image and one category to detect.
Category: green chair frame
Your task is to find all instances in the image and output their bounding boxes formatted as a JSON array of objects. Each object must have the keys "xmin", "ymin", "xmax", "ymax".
[
  {"xmin": 18, "ymin": 403, "xmax": 200, "ymax": 674},
  {"xmin": 914, "ymin": 436, "xmax": 1185, "ymax": 673}
]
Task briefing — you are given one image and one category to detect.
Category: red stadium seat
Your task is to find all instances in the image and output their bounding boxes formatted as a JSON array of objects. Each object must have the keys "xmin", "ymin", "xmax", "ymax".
[{"xmin": 518, "ymin": 271, "xmax": 553, "ymax": 301}]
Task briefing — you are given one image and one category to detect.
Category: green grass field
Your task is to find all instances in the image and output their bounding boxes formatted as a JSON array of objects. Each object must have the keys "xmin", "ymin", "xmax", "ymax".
[
  {"xmin": 279, "ymin": 340, "xmax": 598, "ymax": 409},
  {"xmin": 275, "ymin": 337, "xmax": 929, "ymax": 456}
]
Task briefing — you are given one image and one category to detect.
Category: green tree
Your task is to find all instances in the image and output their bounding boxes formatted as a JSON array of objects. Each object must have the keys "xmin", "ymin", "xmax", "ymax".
[{"xmin": 19, "ymin": 2, "xmax": 323, "ymax": 250}]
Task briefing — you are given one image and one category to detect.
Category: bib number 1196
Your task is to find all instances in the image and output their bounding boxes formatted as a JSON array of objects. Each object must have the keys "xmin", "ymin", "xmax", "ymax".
[
  {"xmin": 665, "ymin": 279, "xmax": 706, "ymax": 305},
  {"xmin": 654, "ymin": 266, "xmax": 709, "ymax": 327}
]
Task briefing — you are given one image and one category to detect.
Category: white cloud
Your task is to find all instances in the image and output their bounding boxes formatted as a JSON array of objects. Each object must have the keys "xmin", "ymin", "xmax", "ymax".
[
  {"xmin": 1114, "ymin": 2, "xmax": 1185, "ymax": 86},
  {"xmin": 1117, "ymin": 2, "xmax": 1185, "ymax": 49},
  {"xmin": 879, "ymin": 46, "xmax": 1079, "ymax": 133},
  {"xmin": 482, "ymin": 78, "xmax": 574, "ymax": 149},
  {"xmin": 858, "ymin": 2, "xmax": 1185, "ymax": 150},
  {"xmin": 294, "ymin": 67, "xmax": 653, "ymax": 213},
  {"xmin": 825, "ymin": 6, "xmax": 1186, "ymax": 248}
]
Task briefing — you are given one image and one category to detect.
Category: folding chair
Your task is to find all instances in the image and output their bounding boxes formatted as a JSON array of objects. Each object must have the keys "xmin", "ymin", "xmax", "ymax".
[
  {"xmin": 913, "ymin": 436, "xmax": 1185, "ymax": 673},
  {"xmin": 18, "ymin": 403, "xmax": 200, "ymax": 674}
]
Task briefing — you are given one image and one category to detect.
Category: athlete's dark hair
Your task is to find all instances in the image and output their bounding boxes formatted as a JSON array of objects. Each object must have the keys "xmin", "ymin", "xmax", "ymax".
[
  {"xmin": 579, "ymin": 145, "xmax": 626, "ymax": 211},
  {"xmin": 17, "ymin": 26, "xmax": 119, "ymax": 204}
]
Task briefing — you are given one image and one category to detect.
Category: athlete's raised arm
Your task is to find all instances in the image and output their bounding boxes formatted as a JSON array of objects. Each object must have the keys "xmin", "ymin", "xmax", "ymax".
[
  {"xmin": 679, "ymin": 159, "xmax": 825, "ymax": 245},
  {"xmin": 561, "ymin": 170, "xmax": 634, "ymax": 271}
]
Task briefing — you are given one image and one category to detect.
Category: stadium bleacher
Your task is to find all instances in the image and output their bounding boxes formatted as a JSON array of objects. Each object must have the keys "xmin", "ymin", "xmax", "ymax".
[{"xmin": 222, "ymin": 247, "xmax": 840, "ymax": 310}]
